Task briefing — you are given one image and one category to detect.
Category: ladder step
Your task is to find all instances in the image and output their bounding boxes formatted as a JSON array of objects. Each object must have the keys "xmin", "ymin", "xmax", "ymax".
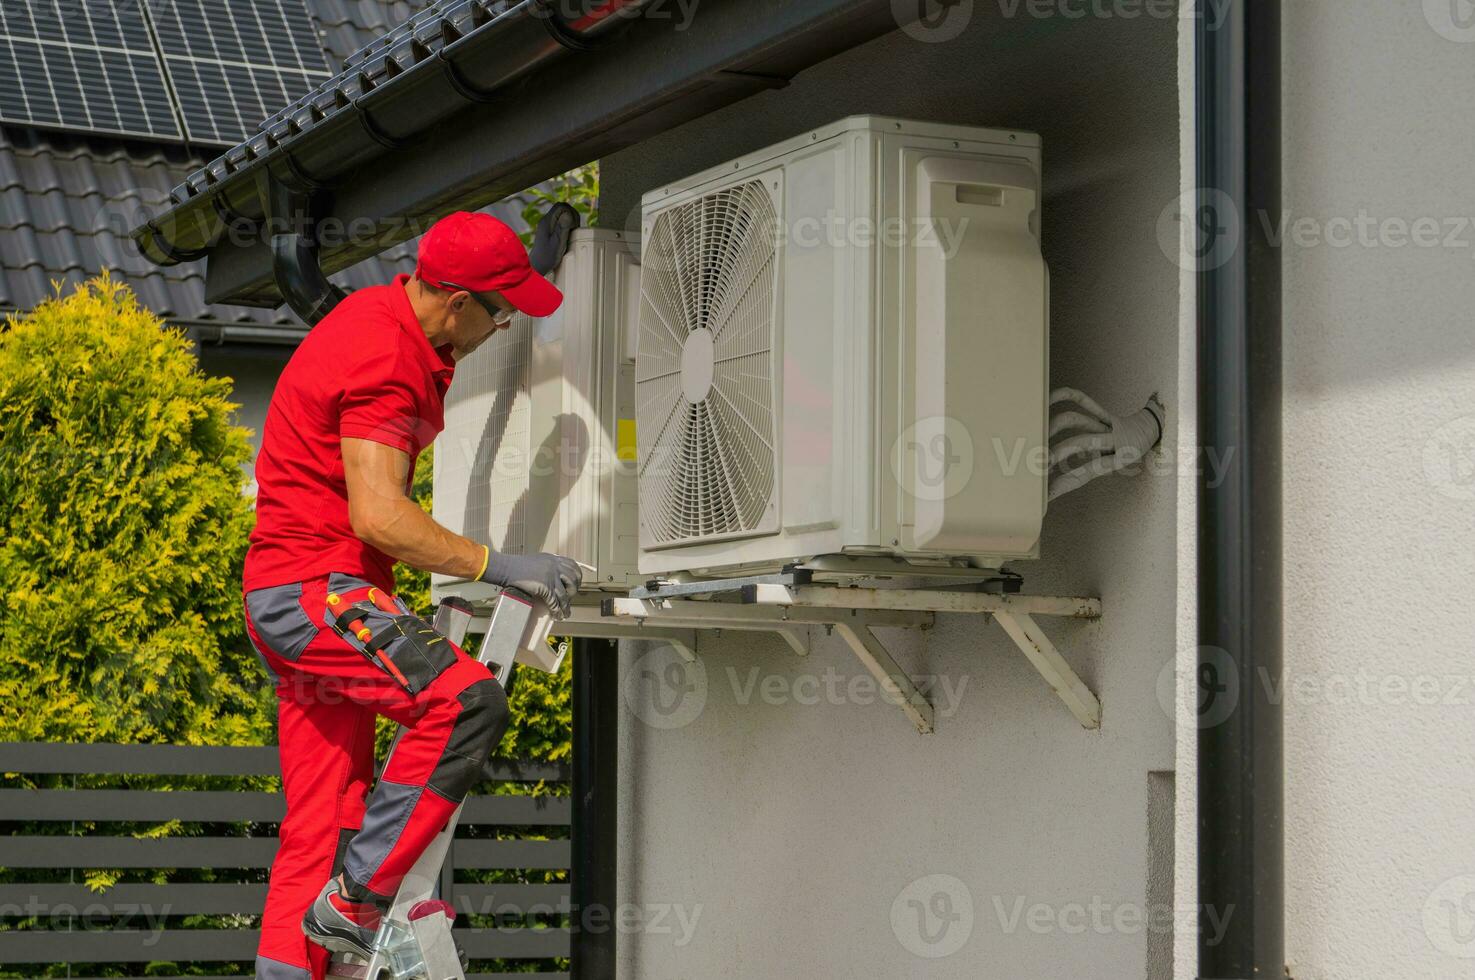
[{"xmin": 412, "ymin": 907, "xmax": 466, "ymax": 979}]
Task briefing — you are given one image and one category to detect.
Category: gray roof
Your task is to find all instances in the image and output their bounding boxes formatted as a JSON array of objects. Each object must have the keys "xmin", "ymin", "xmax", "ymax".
[
  {"xmin": 314, "ymin": 0, "xmax": 432, "ymax": 66},
  {"xmin": 0, "ymin": 0, "xmax": 433, "ymax": 338}
]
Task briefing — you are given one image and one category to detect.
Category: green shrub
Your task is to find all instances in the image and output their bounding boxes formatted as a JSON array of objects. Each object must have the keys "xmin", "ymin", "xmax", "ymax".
[{"xmin": 0, "ymin": 275, "xmax": 266, "ymax": 744}]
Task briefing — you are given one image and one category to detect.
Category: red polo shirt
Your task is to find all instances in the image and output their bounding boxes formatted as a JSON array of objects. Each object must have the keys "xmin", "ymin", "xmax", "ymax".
[{"xmin": 244, "ymin": 275, "xmax": 456, "ymax": 594}]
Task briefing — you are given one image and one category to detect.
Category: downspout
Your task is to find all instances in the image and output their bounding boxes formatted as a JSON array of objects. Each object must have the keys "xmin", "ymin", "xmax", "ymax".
[
  {"xmin": 263, "ymin": 171, "xmax": 348, "ymax": 325},
  {"xmin": 570, "ymin": 638, "xmax": 619, "ymax": 980},
  {"xmin": 1196, "ymin": 1, "xmax": 1284, "ymax": 977},
  {"xmin": 529, "ymin": 202, "xmax": 580, "ymax": 275}
]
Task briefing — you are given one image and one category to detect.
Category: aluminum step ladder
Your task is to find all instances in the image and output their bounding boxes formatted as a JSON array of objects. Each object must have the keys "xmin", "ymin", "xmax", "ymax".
[{"xmin": 327, "ymin": 588, "xmax": 541, "ymax": 980}]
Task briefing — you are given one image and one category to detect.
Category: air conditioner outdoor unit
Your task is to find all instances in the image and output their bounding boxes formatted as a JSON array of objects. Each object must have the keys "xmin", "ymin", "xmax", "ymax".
[
  {"xmin": 636, "ymin": 115, "xmax": 1049, "ymax": 577},
  {"xmin": 431, "ymin": 228, "xmax": 642, "ymax": 604}
]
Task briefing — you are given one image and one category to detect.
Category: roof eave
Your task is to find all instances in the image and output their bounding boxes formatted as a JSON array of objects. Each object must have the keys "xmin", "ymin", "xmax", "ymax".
[{"xmin": 134, "ymin": 0, "xmax": 909, "ymax": 309}]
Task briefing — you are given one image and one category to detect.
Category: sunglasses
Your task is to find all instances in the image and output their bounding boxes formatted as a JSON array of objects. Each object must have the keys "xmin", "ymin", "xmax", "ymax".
[{"xmin": 438, "ymin": 280, "xmax": 515, "ymax": 325}]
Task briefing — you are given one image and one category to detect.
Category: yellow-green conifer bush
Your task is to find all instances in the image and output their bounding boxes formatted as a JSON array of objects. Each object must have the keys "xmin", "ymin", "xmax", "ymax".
[{"xmin": 0, "ymin": 276, "xmax": 267, "ymax": 744}]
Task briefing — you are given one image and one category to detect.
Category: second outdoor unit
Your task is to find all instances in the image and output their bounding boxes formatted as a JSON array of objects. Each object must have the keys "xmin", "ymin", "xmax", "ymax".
[
  {"xmin": 432, "ymin": 228, "xmax": 642, "ymax": 603},
  {"xmin": 636, "ymin": 115, "xmax": 1049, "ymax": 577}
]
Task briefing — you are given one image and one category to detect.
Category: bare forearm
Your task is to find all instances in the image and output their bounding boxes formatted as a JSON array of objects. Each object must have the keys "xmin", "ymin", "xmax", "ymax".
[{"xmin": 354, "ymin": 496, "xmax": 484, "ymax": 579}]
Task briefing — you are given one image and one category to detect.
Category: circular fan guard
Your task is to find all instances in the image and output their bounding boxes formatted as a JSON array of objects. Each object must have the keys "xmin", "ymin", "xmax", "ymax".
[{"xmin": 637, "ymin": 178, "xmax": 779, "ymax": 545}]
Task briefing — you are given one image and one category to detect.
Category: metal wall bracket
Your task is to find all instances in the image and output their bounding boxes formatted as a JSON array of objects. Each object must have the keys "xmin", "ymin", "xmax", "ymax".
[
  {"xmin": 991, "ymin": 611, "xmax": 1100, "ymax": 729},
  {"xmin": 492, "ymin": 579, "xmax": 1106, "ymax": 736},
  {"xmin": 457, "ymin": 575, "xmax": 1102, "ymax": 734},
  {"xmin": 743, "ymin": 585, "xmax": 1102, "ymax": 732}
]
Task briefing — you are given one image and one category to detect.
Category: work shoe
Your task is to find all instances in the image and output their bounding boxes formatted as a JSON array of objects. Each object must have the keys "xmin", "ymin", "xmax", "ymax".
[{"xmin": 302, "ymin": 878, "xmax": 381, "ymax": 958}]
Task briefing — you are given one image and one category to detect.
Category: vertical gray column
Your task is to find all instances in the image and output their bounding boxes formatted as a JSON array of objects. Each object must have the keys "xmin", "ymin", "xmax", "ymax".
[
  {"xmin": 1195, "ymin": 0, "xmax": 1284, "ymax": 977},
  {"xmin": 571, "ymin": 638, "xmax": 619, "ymax": 979}
]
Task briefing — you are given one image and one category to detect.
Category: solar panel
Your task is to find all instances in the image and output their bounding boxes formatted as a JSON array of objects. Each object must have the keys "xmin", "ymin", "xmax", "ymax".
[
  {"xmin": 148, "ymin": 0, "xmax": 334, "ymax": 146},
  {"xmin": 0, "ymin": 0, "xmax": 181, "ymax": 140}
]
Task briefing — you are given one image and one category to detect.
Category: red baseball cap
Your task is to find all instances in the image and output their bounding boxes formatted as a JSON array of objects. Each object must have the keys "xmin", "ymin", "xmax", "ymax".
[{"xmin": 416, "ymin": 211, "xmax": 563, "ymax": 317}]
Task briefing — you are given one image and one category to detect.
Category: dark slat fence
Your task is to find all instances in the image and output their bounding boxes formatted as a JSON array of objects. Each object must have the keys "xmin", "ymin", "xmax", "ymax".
[{"xmin": 0, "ymin": 743, "xmax": 572, "ymax": 980}]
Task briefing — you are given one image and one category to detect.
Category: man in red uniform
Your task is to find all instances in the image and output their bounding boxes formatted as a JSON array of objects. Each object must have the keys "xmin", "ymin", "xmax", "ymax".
[{"xmin": 242, "ymin": 212, "xmax": 582, "ymax": 980}]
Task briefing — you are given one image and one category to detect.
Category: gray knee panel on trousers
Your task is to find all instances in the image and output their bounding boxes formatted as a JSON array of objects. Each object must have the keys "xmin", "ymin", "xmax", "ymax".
[{"xmin": 428, "ymin": 678, "xmax": 509, "ymax": 802}]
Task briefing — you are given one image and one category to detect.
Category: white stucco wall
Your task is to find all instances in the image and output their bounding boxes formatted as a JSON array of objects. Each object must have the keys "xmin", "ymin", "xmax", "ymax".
[
  {"xmin": 1277, "ymin": 3, "xmax": 1475, "ymax": 978},
  {"xmin": 602, "ymin": 7, "xmax": 1183, "ymax": 978}
]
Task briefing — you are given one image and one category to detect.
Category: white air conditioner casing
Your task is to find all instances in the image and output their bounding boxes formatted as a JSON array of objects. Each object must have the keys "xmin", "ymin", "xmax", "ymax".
[
  {"xmin": 636, "ymin": 115, "xmax": 1048, "ymax": 576},
  {"xmin": 432, "ymin": 229, "xmax": 641, "ymax": 603}
]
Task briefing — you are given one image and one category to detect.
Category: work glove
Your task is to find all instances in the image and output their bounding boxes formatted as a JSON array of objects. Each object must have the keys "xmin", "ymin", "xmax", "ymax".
[{"xmin": 479, "ymin": 550, "xmax": 583, "ymax": 619}]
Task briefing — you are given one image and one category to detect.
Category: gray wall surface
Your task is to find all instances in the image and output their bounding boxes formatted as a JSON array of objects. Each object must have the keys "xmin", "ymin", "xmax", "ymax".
[
  {"xmin": 604, "ymin": 6, "xmax": 1182, "ymax": 977},
  {"xmin": 1277, "ymin": 3, "xmax": 1475, "ymax": 978},
  {"xmin": 198, "ymin": 344, "xmax": 291, "ymax": 489}
]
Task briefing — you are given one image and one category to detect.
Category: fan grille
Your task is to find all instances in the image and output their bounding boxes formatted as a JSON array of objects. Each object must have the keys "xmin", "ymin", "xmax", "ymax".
[{"xmin": 637, "ymin": 178, "xmax": 779, "ymax": 545}]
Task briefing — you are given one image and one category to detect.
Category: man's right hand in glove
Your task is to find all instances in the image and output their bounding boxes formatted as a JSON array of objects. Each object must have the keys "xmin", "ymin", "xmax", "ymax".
[
  {"xmin": 478, "ymin": 550, "xmax": 582, "ymax": 619},
  {"xmin": 341, "ymin": 438, "xmax": 583, "ymax": 619}
]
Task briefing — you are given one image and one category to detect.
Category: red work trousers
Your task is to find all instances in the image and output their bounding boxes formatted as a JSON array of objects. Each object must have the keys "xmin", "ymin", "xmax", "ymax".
[{"xmin": 243, "ymin": 573, "xmax": 506, "ymax": 980}]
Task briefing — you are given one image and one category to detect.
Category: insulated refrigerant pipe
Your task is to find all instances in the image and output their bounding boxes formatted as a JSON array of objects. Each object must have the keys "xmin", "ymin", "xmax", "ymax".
[{"xmin": 1196, "ymin": 0, "xmax": 1285, "ymax": 977}]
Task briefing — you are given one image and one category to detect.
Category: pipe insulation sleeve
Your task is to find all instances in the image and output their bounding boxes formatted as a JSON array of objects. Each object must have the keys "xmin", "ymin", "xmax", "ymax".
[
  {"xmin": 1049, "ymin": 411, "xmax": 1111, "ymax": 439},
  {"xmin": 1046, "ymin": 398, "xmax": 1165, "ymax": 503},
  {"xmin": 1112, "ymin": 403, "xmax": 1164, "ymax": 464},
  {"xmin": 1050, "ymin": 433, "xmax": 1115, "ymax": 469},
  {"xmin": 1049, "ymin": 386, "xmax": 1113, "ymax": 424},
  {"xmin": 1049, "ymin": 454, "xmax": 1119, "ymax": 502}
]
